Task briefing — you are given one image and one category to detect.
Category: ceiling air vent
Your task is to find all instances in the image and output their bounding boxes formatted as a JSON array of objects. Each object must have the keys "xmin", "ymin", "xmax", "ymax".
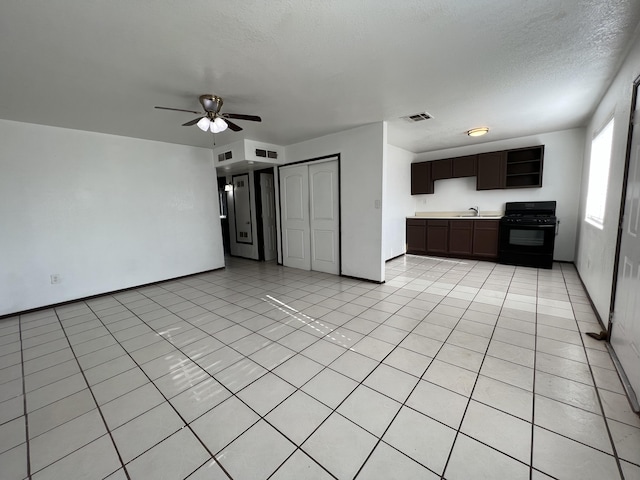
[
  {"xmin": 404, "ymin": 112, "xmax": 433, "ymax": 122},
  {"xmin": 267, "ymin": 150, "xmax": 278, "ymax": 159}
]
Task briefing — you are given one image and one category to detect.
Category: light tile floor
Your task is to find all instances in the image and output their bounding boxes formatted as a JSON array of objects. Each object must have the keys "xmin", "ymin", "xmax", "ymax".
[{"xmin": 1, "ymin": 255, "xmax": 640, "ymax": 479}]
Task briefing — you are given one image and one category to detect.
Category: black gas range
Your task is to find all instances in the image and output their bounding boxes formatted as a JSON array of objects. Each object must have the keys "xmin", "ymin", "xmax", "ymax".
[{"xmin": 498, "ymin": 201, "xmax": 557, "ymax": 269}]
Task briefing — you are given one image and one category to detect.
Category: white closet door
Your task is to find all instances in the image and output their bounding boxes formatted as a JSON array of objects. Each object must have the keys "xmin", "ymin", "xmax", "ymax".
[
  {"xmin": 309, "ymin": 160, "xmax": 339, "ymax": 274},
  {"xmin": 280, "ymin": 165, "xmax": 311, "ymax": 270}
]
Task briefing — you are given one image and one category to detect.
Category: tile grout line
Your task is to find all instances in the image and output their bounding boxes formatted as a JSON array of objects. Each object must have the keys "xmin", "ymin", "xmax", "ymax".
[
  {"xmin": 131, "ymin": 278, "xmax": 366, "ymax": 479},
  {"xmin": 320, "ymin": 259, "xmax": 475, "ymax": 479},
  {"xmin": 529, "ymin": 267, "xmax": 540, "ymax": 480},
  {"xmin": 437, "ymin": 262, "xmax": 521, "ymax": 479},
  {"xmin": 168, "ymin": 257, "xmax": 467, "ymax": 478},
  {"xmin": 560, "ymin": 263, "xmax": 626, "ymax": 480},
  {"xmin": 351, "ymin": 260, "xmax": 509, "ymax": 479},
  {"xmin": 18, "ymin": 314, "xmax": 32, "ymax": 480},
  {"xmin": 49, "ymin": 307, "xmax": 132, "ymax": 480},
  {"xmin": 82, "ymin": 300, "xmax": 237, "ymax": 480},
  {"xmin": 10, "ymin": 258, "xmax": 626, "ymax": 479}
]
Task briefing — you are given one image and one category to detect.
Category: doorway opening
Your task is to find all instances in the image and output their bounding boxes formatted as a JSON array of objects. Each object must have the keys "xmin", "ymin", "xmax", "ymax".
[{"xmin": 217, "ymin": 176, "xmax": 231, "ymax": 255}]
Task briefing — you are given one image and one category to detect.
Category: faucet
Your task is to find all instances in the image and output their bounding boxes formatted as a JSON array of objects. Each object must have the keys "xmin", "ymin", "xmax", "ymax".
[{"xmin": 469, "ymin": 206, "xmax": 479, "ymax": 216}]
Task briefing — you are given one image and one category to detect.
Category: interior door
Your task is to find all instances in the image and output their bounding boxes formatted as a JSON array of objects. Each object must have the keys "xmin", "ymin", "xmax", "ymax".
[
  {"xmin": 280, "ymin": 165, "xmax": 311, "ymax": 270},
  {"xmin": 233, "ymin": 174, "xmax": 253, "ymax": 244},
  {"xmin": 309, "ymin": 160, "xmax": 339, "ymax": 274},
  {"xmin": 610, "ymin": 80, "xmax": 640, "ymax": 402},
  {"xmin": 260, "ymin": 172, "xmax": 277, "ymax": 261}
]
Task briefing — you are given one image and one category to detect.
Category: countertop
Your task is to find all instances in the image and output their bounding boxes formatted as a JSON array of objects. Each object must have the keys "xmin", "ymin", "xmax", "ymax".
[{"xmin": 408, "ymin": 211, "xmax": 503, "ymax": 220}]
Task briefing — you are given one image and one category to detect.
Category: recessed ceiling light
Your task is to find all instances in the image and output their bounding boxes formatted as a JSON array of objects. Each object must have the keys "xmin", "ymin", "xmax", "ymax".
[{"xmin": 467, "ymin": 127, "xmax": 489, "ymax": 137}]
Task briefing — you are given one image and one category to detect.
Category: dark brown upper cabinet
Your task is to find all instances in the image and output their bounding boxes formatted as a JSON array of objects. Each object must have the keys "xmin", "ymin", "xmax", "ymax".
[
  {"xmin": 411, "ymin": 145, "xmax": 544, "ymax": 194},
  {"xmin": 431, "ymin": 159, "xmax": 452, "ymax": 180},
  {"xmin": 452, "ymin": 155, "xmax": 477, "ymax": 177},
  {"xmin": 476, "ymin": 151, "xmax": 506, "ymax": 190},
  {"xmin": 411, "ymin": 162, "xmax": 433, "ymax": 194}
]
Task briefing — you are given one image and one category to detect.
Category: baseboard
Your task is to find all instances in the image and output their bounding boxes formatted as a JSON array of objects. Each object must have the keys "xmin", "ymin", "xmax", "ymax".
[
  {"xmin": 385, "ymin": 253, "xmax": 406, "ymax": 262},
  {"xmin": 0, "ymin": 266, "xmax": 226, "ymax": 321},
  {"xmin": 340, "ymin": 273, "xmax": 384, "ymax": 284},
  {"xmin": 606, "ymin": 343, "xmax": 640, "ymax": 413},
  {"xmin": 571, "ymin": 261, "xmax": 607, "ymax": 331}
]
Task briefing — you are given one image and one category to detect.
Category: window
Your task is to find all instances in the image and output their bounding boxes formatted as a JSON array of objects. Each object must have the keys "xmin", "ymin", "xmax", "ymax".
[{"xmin": 585, "ymin": 118, "xmax": 615, "ymax": 228}]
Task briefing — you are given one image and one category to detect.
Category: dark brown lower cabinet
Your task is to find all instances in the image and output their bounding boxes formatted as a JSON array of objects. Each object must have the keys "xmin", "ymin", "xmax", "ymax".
[
  {"xmin": 406, "ymin": 219, "xmax": 427, "ymax": 254},
  {"xmin": 448, "ymin": 220, "xmax": 474, "ymax": 256},
  {"xmin": 427, "ymin": 220, "xmax": 449, "ymax": 255},
  {"xmin": 472, "ymin": 220, "xmax": 499, "ymax": 259},
  {"xmin": 406, "ymin": 218, "xmax": 500, "ymax": 260}
]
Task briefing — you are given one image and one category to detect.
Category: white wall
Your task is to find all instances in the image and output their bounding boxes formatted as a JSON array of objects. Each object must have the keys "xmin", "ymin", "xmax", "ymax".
[
  {"xmin": 576, "ymin": 29, "xmax": 640, "ymax": 320},
  {"xmin": 412, "ymin": 129, "xmax": 585, "ymax": 261},
  {"xmin": 285, "ymin": 123, "xmax": 386, "ymax": 282},
  {"xmin": 0, "ymin": 119, "xmax": 225, "ymax": 316},
  {"xmin": 383, "ymin": 144, "xmax": 415, "ymax": 260}
]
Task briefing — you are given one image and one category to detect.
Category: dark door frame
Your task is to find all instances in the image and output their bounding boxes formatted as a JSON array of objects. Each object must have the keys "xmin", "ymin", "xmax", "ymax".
[{"xmin": 608, "ymin": 73, "xmax": 640, "ymax": 334}]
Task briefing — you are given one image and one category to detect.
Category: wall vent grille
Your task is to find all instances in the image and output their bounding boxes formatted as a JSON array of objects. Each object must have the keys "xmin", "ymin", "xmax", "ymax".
[{"xmin": 218, "ymin": 151, "xmax": 233, "ymax": 162}]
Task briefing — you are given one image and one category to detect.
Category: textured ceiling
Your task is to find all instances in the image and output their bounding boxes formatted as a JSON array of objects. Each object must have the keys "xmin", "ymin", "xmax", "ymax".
[{"xmin": 1, "ymin": 0, "xmax": 640, "ymax": 153}]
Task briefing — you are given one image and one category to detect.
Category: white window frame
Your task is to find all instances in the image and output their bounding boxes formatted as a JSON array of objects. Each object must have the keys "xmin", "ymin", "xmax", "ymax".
[{"xmin": 585, "ymin": 117, "xmax": 615, "ymax": 229}]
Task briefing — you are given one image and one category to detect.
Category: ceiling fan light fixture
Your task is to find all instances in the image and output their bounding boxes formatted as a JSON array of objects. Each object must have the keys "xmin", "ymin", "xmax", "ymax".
[
  {"xmin": 214, "ymin": 117, "xmax": 228, "ymax": 132},
  {"xmin": 467, "ymin": 127, "xmax": 489, "ymax": 137},
  {"xmin": 197, "ymin": 117, "xmax": 211, "ymax": 131}
]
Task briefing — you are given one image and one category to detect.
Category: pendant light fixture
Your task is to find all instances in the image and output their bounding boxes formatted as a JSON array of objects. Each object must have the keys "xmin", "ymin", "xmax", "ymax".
[
  {"xmin": 197, "ymin": 117, "xmax": 211, "ymax": 131},
  {"xmin": 211, "ymin": 117, "xmax": 228, "ymax": 133},
  {"xmin": 196, "ymin": 116, "xmax": 229, "ymax": 133}
]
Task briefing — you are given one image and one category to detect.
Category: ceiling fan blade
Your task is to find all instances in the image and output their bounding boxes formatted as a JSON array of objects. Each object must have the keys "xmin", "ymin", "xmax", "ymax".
[
  {"xmin": 224, "ymin": 119, "xmax": 243, "ymax": 132},
  {"xmin": 182, "ymin": 117, "xmax": 203, "ymax": 126},
  {"xmin": 154, "ymin": 106, "xmax": 201, "ymax": 115},
  {"xmin": 222, "ymin": 113, "xmax": 262, "ymax": 122}
]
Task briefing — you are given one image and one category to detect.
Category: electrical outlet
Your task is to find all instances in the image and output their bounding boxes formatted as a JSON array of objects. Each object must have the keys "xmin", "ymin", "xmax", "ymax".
[{"xmin": 50, "ymin": 274, "xmax": 61, "ymax": 284}]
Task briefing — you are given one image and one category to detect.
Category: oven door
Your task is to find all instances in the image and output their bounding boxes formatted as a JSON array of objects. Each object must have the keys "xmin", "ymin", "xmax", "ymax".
[
  {"xmin": 498, "ymin": 222, "xmax": 556, "ymax": 268},
  {"xmin": 500, "ymin": 224, "xmax": 555, "ymax": 254}
]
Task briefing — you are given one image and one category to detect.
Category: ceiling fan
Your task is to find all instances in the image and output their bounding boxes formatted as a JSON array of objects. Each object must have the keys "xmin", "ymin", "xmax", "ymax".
[{"xmin": 154, "ymin": 94, "xmax": 261, "ymax": 133}]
